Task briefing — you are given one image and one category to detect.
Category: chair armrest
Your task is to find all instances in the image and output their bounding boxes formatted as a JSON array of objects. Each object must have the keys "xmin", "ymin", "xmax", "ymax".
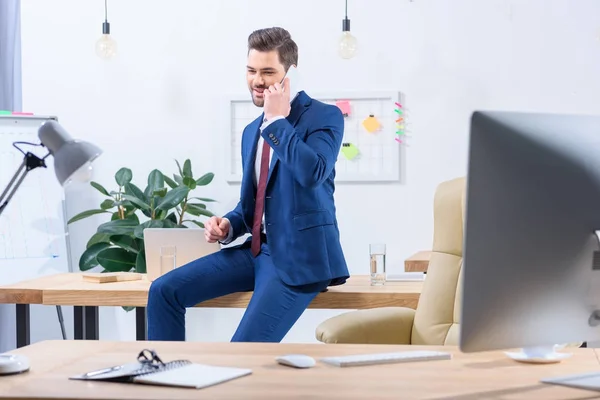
[{"xmin": 315, "ymin": 307, "xmax": 416, "ymax": 344}]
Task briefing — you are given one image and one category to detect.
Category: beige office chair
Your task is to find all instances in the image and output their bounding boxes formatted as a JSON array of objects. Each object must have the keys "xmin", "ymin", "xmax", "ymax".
[
  {"xmin": 316, "ymin": 177, "xmax": 466, "ymax": 345},
  {"xmin": 316, "ymin": 177, "xmax": 583, "ymax": 348}
]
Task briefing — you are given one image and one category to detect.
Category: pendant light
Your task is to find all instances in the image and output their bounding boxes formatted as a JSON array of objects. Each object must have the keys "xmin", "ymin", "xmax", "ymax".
[
  {"xmin": 338, "ymin": 0, "xmax": 358, "ymax": 59},
  {"xmin": 95, "ymin": 0, "xmax": 117, "ymax": 60}
]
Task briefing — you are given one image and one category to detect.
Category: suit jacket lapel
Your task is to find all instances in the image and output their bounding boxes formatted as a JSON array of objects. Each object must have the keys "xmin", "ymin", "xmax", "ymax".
[{"xmin": 266, "ymin": 91, "xmax": 311, "ymax": 185}]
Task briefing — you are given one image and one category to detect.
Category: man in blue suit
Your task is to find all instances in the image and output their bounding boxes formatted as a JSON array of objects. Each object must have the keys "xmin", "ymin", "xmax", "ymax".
[{"xmin": 147, "ymin": 27, "xmax": 349, "ymax": 342}]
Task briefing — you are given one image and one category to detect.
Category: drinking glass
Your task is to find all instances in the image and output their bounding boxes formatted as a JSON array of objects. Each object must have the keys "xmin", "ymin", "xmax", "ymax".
[
  {"xmin": 160, "ymin": 245, "xmax": 177, "ymax": 276},
  {"xmin": 369, "ymin": 243, "xmax": 386, "ymax": 285}
]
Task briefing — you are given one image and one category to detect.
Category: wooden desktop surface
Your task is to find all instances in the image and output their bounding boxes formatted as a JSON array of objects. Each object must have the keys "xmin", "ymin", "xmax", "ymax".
[
  {"xmin": 1, "ymin": 340, "xmax": 599, "ymax": 400},
  {"xmin": 0, "ymin": 273, "xmax": 422, "ymax": 309},
  {"xmin": 404, "ymin": 250, "xmax": 431, "ymax": 272}
]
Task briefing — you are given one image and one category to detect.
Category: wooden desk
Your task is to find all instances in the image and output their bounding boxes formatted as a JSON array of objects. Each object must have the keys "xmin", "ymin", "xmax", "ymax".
[
  {"xmin": 1, "ymin": 340, "xmax": 598, "ymax": 399},
  {"xmin": 0, "ymin": 273, "xmax": 422, "ymax": 347},
  {"xmin": 404, "ymin": 250, "xmax": 431, "ymax": 272}
]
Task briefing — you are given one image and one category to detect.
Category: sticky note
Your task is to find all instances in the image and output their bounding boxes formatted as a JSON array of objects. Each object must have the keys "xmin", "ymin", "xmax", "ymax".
[
  {"xmin": 341, "ymin": 143, "xmax": 359, "ymax": 160},
  {"xmin": 0, "ymin": 110, "xmax": 11, "ymax": 115},
  {"xmin": 362, "ymin": 114, "xmax": 381, "ymax": 133},
  {"xmin": 336, "ymin": 100, "xmax": 351, "ymax": 117}
]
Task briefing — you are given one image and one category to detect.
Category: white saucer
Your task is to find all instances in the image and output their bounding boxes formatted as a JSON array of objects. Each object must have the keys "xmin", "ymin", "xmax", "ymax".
[{"xmin": 504, "ymin": 350, "xmax": 573, "ymax": 364}]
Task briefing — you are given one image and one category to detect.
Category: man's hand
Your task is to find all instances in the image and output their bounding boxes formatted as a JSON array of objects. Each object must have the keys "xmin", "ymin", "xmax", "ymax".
[
  {"xmin": 264, "ymin": 77, "xmax": 291, "ymax": 121},
  {"xmin": 205, "ymin": 216, "xmax": 230, "ymax": 243}
]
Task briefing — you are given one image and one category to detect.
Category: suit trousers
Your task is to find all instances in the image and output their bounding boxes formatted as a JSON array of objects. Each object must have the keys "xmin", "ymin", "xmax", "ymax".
[{"xmin": 146, "ymin": 240, "xmax": 329, "ymax": 342}]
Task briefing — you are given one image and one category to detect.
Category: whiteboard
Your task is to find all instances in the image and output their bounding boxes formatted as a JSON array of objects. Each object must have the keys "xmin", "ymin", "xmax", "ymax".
[
  {"xmin": 227, "ymin": 91, "xmax": 404, "ymax": 183},
  {"xmin": 0, "ymin": 115, "xmax": 71, "ymax": 286}
]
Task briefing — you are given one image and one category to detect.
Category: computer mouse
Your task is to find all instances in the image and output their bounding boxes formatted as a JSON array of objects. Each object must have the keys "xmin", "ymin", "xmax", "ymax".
[
  {"xmin": 0, "ymin": 354, "xmax": 30, "ymax": 376},
  {"xmin": 275, "ymin": 354, "xmax": 316, "ymax": 369}
]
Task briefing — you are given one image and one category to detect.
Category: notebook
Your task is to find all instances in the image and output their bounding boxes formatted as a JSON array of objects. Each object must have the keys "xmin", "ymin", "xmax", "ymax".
[{"xmin": 70, "ymin": 349, "xmax": 252, "ymax": 389}]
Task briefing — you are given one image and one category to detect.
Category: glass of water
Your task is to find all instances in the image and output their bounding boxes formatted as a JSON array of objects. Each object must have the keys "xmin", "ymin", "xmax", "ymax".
[
  {"xmin": 160, "ymin": 245, "xmax": 177, "ymax": 276},
  {"xmin": 369, "ymin": 243, "xmax": 386, "ymax": 286}
]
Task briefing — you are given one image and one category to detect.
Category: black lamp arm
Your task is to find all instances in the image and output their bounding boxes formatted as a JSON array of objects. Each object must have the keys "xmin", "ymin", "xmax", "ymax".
[{"xmin": 0, "ymin": 151, "xmax": 48, "ymax": 217}]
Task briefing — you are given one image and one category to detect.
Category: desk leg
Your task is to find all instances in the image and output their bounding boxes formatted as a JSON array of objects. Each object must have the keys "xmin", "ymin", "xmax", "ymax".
[
  {"xmin": 136, "ymin": 307, "xmax": 147, "ymax": 341},
  {"xmin": 16, "ymin": 304, "xmax": 30, "ymax": 348},
  {"xmin": 74, "ymin": 306, "xmax": 99, "ymax": 340}
]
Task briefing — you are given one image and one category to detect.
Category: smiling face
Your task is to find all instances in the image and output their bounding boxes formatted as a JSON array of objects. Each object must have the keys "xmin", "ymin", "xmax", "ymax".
[
  {"xmin": 246, "ymin": 49, "xmax": 287, "ymax": 107},
  {"xmin": 245, "ymin": 27, "xmax": 298, "ymax": 107}
]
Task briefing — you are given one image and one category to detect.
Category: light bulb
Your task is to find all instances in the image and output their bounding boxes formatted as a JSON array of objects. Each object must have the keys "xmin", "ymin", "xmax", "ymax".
[
  {"xmin": 95, "ymin": 34, "xmax": 117, "ymax": 60},
  {"xmin": 338, "ymin": 31, "xmax": 358, "ymax": 59}
]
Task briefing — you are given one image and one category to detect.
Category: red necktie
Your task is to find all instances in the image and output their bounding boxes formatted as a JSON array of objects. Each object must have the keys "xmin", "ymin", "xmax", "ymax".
[{"xmin": 251, "ymin": 139, "xmax": 270, "ymax": 257}]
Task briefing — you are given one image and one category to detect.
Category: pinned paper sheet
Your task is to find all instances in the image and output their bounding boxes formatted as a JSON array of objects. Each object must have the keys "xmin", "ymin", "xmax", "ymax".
[
  {"xmin": 362, "ymin": 114, "xmax": 381, "ymax": 133},
  {"xmin": 336, "ymin": 100, "xmax": 351, "ymax": 117},
  {"xmin": 341, "ymin": 143, "xmax": 360, "ymax": 160}
]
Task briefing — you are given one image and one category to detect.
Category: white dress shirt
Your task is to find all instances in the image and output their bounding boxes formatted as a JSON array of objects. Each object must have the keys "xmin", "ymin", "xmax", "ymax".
[{"xmin": 221, "ymin": 116, "xmax": 284, "ymax": 244}]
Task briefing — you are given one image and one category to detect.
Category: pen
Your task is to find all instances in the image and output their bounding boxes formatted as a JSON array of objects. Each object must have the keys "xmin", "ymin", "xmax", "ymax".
[{"xmin": 83, "ymin": 365, "xmax": 122, "ymax": 377}]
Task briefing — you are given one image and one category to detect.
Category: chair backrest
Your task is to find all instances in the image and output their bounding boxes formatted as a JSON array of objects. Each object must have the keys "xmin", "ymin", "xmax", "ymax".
[{"xmin": 410, "ymin": 177, "xmax": 465, "ymax": 345}]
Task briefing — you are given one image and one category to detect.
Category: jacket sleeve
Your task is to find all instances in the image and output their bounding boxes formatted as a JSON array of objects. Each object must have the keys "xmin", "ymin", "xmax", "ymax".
[{"xmin": 260, "ymin": 106, "xmax": 344, "ymax": 188}]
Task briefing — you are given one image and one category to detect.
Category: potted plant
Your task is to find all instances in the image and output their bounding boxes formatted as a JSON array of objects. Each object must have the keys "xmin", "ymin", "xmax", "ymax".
[{"xmin": 68, "ymin": 159, "xmax": 216, "ymax": 276}]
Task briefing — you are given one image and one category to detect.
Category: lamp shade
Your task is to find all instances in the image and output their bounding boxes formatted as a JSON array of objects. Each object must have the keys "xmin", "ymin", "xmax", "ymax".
[{"xmin": 37, "ymin": 120, "xmax": 102, "ymax": 185}]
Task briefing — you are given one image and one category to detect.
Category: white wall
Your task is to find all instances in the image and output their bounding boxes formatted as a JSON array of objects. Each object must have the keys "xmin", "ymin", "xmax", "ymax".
[{"xmin": 12, "ymin": 0, "xmax": 600, "ymax": 345}]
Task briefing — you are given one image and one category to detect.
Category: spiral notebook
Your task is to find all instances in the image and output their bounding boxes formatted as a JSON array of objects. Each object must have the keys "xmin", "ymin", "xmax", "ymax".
[{"xmin": 69, "ymin": 349, "xmax": 252, "ymax": 389}]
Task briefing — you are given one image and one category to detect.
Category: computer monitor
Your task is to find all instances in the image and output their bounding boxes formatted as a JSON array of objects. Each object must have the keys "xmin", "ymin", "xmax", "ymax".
[{"xmin": 459, "ymin": 110, "xmax": 600, "ymax": 355}]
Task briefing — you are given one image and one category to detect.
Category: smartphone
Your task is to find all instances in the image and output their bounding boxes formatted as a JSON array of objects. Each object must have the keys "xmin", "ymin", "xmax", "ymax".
[{"xmin": 281, "ymin": 65, "xmax": 300, "ymax": 103}]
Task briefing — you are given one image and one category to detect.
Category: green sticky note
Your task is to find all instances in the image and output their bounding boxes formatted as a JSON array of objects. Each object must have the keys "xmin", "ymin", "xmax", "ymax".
[
  {"xmin": 341, "ymin": 143, "xmax": 359, "ymax": 160},
  {"xmin": 0, "ymin": 110, "xmax": 11, "ymax": 115}
]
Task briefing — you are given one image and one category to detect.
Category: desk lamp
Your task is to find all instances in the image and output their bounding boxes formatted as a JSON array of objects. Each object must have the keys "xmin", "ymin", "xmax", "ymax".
[
  {"xmin": 0, "ymin": 120, "xmax": 101, "ymax": 375},
  {"xmin": 0, "ymin": 120, "xmax": 102, "ymax": 216}
]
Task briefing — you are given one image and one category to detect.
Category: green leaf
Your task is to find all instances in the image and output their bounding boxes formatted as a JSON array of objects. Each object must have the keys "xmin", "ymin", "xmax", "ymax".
[
  {"xmin": 184, "ymin": 203, "xmax": 207, "ymax": 217},
  {"xmin": 173, "ymin": 174, "xmax": 183, "ymax": 185},
  {"xmin": 96, "ymin": 247, "xmax": 137, "ymax": 272},
  {"xmin": 189, "ymin": 197, "xmax": 217, "ymax": 202},
  {"xmin": 97, "ymin": 218, "xmax": 139, "ymax": 236},
  {"xmin": 156, "ymin": 186, "xmax": 190, "ymax": 211},
  {"xmin": 145, "ymin": 169, "xmax": 164, "ymax": 196},
  {"xmin": 133, "ymin": 219, "xmax": 165, "ymax": 239},
  {"xmin": 163, "ymin": 174, "xmax": 178, "ymax": 189},
  {"xmin": 162, "ymin": 219, "xmax": 181, "ymax": 229},
  {"xmin": 185, "ymin": 205, "xmax": 214, "ymax": 218},
  {"xmin": 68, "ymin": 209, "xmax": 110, "ymax": 224},
  {"xmin": 195, "ymin": 172, "xmax": 214, "ymax": 186},
  {"xmin": 110, "ymin": 234, "xmax": 139, "ymax": 253},
  {"xmin": 79, "ymin": 242, "xmax": 111, "ymax": 271},
  {"xmin": 90, "ymin": 181, "xmax": 109, "ymax": 196},
  {"xmin": 166, "ymin": 212, "xmax": 178, "ymax": 224},
  {"xmin": 183, "ymin": 159, "xmax": 193, "ymax": 178},
  {"xmin": 86, "ymin": 232, "xmax": 111, "ymax": 248},
  {"xmin": 153, "ymin": 188, "xmax": 168, "ymax": 197},
  {"xmin": 187, "ymin": 220, "xmax": 205, "ymax": 228},
  {"xmin": 124, "ymin": 182, "xmax": 147, "ymax": 203},
  {"xmin": 100, "ymin": 199, "xmax": 115, "ymax": 210},
  {"xmin": 187, "ymin": 202, "xmax": 206, "ymax": 209},
  {"xmin": 122, "ymin": 306, "xmax": 135, "ymax": 312},
  {"xmin": 115, "ymin": 168, "xmax": 133, "ymax": 186},
  {"xmin": 154, "ymin": 209, "xmax": 168, "ymax": 220},
  {"xmin": 121, "ymin": 194, "xmax": 151, "ymax": 211},
  {"xmin": 135, "ymin": 248, "xmax": 146, "ymax": 273},
  {"xmin": 183, "ymin": 176, "xmax": 197, "ymax": 189},
  {"xmin": 111, "ymin": 211, "xmax": 121, "ymax": 220},
  {"xmin": 175, "ymin": 159, "xmax": 184, "ymax": 177}
]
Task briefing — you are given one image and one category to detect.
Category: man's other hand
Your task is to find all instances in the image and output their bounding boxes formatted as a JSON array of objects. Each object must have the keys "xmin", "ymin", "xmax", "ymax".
[{"xmin": 205, "ymin": 216, "xmax": 230, "ymax": 243}]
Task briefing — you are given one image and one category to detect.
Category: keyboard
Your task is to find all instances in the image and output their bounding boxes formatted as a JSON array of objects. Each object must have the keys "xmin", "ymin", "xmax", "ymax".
[{"xmin": 320, "ymin": 350, "xmax": 452, "ymax": 367}]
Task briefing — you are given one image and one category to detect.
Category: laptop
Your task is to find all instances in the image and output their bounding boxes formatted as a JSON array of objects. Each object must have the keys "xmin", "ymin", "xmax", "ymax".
[{"xmin": 143, "ymin": 228, "xmax": 221, "ymax": 281}]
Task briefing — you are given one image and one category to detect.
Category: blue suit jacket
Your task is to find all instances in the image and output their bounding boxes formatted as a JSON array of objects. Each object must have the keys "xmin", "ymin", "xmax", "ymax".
[{"xmin": 224, "ymin": 91, "xmax": 349, "ymax": 287}]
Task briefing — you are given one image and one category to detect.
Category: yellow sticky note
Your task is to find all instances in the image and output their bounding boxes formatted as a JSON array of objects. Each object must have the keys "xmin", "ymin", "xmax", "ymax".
[
  {"xmin": 341, "ymin": 143, "xmax": 359, "ymax": 160},
  {"xmin": 362, "ymin": 114, "xmax": 381, "ymax": 133}
]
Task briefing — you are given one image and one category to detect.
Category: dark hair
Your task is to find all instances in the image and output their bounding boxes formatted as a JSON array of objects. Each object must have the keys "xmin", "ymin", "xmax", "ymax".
[{"xmin": 247, "ymin": 27, "xmax": 298, "ymax": 70}]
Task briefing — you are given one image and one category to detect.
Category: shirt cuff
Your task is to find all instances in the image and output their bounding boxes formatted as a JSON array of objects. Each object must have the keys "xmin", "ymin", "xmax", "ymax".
[
  {"xmin": 218, "ymin": 217, "xmax": 235, "ymax": 245},
  {"xmin": 260, "ymin": 116, "xmax": 285, "ymax": 131}
]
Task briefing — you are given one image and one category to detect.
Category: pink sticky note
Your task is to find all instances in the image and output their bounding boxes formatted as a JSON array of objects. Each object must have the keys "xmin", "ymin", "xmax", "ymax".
[{"xmin": 336, "ymin": 100, "xmax": 351, "ymax": 117}]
